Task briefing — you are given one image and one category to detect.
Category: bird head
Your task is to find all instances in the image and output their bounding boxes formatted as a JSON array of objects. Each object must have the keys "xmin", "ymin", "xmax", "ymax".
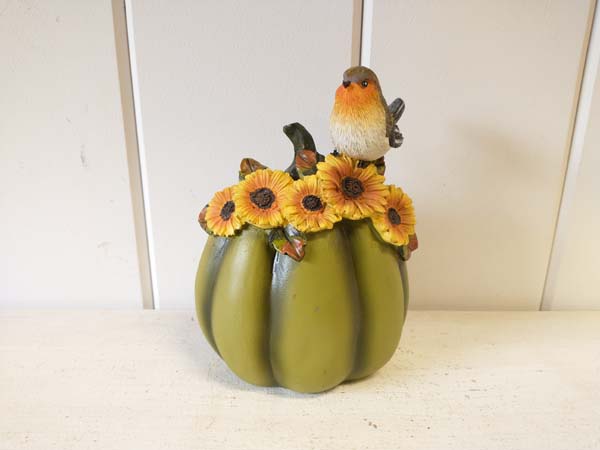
[{"xmin": 334, "ymin": 66, "xmax": 381, "ymax": 109}]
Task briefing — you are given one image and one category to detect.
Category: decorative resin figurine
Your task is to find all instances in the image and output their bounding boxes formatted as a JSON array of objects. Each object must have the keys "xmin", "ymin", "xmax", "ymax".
[
  {"xmin": 330, "ymin": 66, "xmax": 404, "ymax": 161},
  {"xmin": 195, "ymin": 67, "xmax": 417, "ymax": 393}
]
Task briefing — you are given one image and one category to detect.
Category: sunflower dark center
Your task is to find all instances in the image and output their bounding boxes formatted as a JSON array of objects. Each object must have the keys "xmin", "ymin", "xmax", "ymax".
[
  {"xmin": 250, "ymin": 188, "xmax": 275, "ymax": 209},
  {"xmin": 219, "ymin": 200, "xmax": 235, "ymax": 220},
  {"xmin": 301, "ymin": 194, "xmax": 324, "ymax": 212},
  {"xmin": 341, "ymin": 176, "xmax": 364, "ymax": 199},
  {"xmin": 388, "ymin": 207, "xmax": 401, "ymax": 225}
]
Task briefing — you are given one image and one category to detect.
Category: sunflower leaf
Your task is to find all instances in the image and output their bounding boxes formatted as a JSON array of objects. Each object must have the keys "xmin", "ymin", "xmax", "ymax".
[
  {"xmin": 408, "ymin": 233, "xmax": 419, "ymax": 252},
  {"xmin": 197, "ymin": 204, "xmax": 211, "ymax": 235},
  {"xmin": 239, "ymin": 158, "xmax": 267, "ymax": 180},
  {"xmin": 399, "ymin": 234, "xmax": 418, "ymax": 261},
  {"xmin": 398, "ymin": 245, "xmax": 411, "ymax": 261},
  {"xmin": 269, "ymin": 228, "xmax": 305, "ymax": 262},
  {"xmin": 284, "ymin": 224, "xmax": 307, "ymax": 245}
]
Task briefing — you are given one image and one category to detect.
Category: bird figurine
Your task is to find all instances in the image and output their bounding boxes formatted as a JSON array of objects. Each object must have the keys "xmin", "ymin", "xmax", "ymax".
[{"xmin": 330, "ymin": 66, "xmax": 404, "ymax": 161}]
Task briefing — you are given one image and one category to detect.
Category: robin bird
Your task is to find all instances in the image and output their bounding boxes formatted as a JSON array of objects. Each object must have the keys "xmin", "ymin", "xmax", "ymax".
[{"xmin": 330, "ymin": 66, "xmax": 404, "ymax": 161}]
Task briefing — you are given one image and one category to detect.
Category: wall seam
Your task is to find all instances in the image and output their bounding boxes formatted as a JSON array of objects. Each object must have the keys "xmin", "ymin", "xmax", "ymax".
[
  {"xmin": 540, "ymin": 0, "xmax": 600, "ymax": 310},
  {"xmin": 111, "ymin": 0, "xmax": 159, "ymax": 309},
  {"xmin": 360, "ymin": 0, "xmax": 374, "ymax": 67},
  {"xmin": 351, "ymin": 0, "xmax": 364, "ymax": 66}
]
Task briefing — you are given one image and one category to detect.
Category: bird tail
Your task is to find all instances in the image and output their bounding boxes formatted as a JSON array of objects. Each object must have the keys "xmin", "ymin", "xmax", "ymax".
[{"xmin": 388, "ymin": 98, "xmax": 405, "ymax": 124}]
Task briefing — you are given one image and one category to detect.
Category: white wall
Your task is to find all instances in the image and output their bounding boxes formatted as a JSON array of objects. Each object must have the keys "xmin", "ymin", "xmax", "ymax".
[
  {"xmin": 128, "ymin": 0, "xmax": 355, "ymax": 309},
  {"xmin": 0, "ymin": 1, "xmax": 142, "ymax": 308},
  {"xmin": 1, "ymin": 0, "xmax": 600, "ymax": 310},
  {"xmin": 368, "ymin": 0, "xmax": 594, "ymax": 309}
]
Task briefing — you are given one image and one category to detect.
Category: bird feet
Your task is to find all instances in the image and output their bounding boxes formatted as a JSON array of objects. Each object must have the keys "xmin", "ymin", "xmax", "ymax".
[{"xmin": 358, "ymin": 156, "xmax": 386, "ymax": 176}]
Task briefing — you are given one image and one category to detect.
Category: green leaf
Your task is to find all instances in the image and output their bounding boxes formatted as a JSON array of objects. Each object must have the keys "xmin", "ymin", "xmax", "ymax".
[
  {"xmin": 398, "ymin": 245, "xmax": 411, "ymax": 261},
  {"xmin": 283, "ymin": 224, "xmax": 307, "ymax": 246},
  {"xmin": 269, "ymin": 227, "xmax": 305, "ymax": 262}
]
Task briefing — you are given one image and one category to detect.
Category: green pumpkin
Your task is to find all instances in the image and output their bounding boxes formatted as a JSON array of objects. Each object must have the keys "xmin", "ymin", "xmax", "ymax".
[{"xmin": 194, "ymin": 219, "xmax": 408, "ymax": 393}]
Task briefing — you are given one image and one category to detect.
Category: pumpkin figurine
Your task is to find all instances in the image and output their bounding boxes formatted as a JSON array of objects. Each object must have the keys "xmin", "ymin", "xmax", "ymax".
[{"xmin": 195, "ymin": 68, "xmax": 416, "ymax": 393}]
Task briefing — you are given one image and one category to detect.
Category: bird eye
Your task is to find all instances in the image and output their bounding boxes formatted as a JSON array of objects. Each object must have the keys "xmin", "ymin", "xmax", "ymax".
[{"xmin": 361, "ymin": 80, "xmax": 369, "ymax": 88}]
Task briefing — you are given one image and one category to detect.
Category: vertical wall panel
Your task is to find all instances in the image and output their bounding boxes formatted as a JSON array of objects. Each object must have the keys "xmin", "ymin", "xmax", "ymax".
[
  {"xmin": 0, "ymin": 1, "xmax": 142, "ymax": 308},
  {"xmin": 547, "ymin": 64, "xmax": 600, "ymax": 310},
  {"xmin": 130, "ymin": 0, "xmax": 355, "ymax": 308},
  {"xmin": 369, "ymin": 0, "xmax": 594, "ymax": 309}
]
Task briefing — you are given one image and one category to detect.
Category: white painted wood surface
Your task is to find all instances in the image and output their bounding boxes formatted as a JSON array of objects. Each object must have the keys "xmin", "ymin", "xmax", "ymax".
[
  {"xmin": 1, "ymin": 311, "xmax": 599, "ymax": 449},
  {"xmin": 547, "ymin": 62, "xmax": 600, "ymax": 310},
  {"xmin": 0, "ymin": 1, "xmax": 142, "ymax": 308},
  {"xmin": 368, "ymin": 0, "xmax": 594, "ymax": 309},
  {"xmin": 128, "ymin": 0, "xmax": 355, "ymax": 308}
]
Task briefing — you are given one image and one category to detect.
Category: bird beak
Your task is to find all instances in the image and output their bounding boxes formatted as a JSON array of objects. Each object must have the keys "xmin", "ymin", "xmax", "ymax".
[{"xmin": 342, "ymin": 80, "xmax": 351, "ymax": 88}]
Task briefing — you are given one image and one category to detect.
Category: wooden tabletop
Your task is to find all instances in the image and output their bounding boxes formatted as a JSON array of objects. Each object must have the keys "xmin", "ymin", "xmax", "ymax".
[{"xmin": 1, "ymin": 311, "xmax": 599, "ymax": 450}]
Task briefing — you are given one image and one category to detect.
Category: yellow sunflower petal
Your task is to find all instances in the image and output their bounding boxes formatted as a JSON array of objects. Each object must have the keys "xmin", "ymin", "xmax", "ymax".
[
  {"xmin": 370, "ymin": 185, "xmax": 416, "ymax": 246},
  {"xmin": 317, "ymin": 154, "xmax": 388, "ymax": 220},
  {"xmin": 204, "ymin": 186, "xmax": 243, "ymax": 237},
  {"xmin": 281, "ymin": 175, "xmax": 341, "ymax": 233},
  {"xmin": 232, "ymin": 169, "xmax": 293, "ymax": 229}
]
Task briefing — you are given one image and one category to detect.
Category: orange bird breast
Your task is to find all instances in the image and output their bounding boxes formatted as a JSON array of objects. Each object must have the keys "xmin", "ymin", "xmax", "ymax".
[
  {"xmin": 332, "ymin": 83, "xmax": 384, "ymax": 125},
  {"xmin": 330, "ymin": 82, "xmax": 389, "ymax": 160}
]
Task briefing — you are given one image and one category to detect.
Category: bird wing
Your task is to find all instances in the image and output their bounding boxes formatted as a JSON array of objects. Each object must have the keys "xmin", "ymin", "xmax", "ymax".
[
  {"xmin": 388, "ymin": 98, "xmax": 405, "ymax": 123},
  {"xmin": 389, "ymin": 125, "xmax": 403, "ymax": 148},
  {"xmin": 385, "ymin": 98, "xmax": 405, "ymax": 148},
  {"xmin": 385, "ymin": 98, "xmax": 405, "ymax": 137}
]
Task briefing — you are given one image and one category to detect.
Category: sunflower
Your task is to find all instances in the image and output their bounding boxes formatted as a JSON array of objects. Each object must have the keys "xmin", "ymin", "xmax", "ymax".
[
  {"xmin": 316, "ymin": 153, "xmax": 388, "ymax": 219},
  {"xmin": 370, "ymin": 185, "xmax": 416, "ymax": 246},
  {"xmin": 282, "ymin": 175, "xmax": 341, "ymax": 233},
  {"xmin": 233, "ymin": 169, "xmax": 293, "ymax": 228},
  {"xmin": 204, "ymin": 186, "xmax": 243, "ymax": 237}
]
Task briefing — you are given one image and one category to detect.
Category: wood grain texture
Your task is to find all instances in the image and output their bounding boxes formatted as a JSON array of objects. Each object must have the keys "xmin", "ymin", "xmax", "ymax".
[
  {"xmin": 368, "ymin": 0, "xmax": 594, "ymax": 309},
  {"xmin": 127, "ymin": 0, "xmax": 355, "ymax": 308},
  {"xmin": 0, "ymin": 1, "xmax": 142, "ymax": 308},
  {"xmin": 1, "ymin": 311, "xmax": 599, "ymax": 450}
]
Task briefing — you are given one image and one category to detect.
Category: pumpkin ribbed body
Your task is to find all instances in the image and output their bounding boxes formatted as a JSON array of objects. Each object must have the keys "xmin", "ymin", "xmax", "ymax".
[{"xmin": 195, "ymin": 220, "xmax": 408, "ymax": 393}]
